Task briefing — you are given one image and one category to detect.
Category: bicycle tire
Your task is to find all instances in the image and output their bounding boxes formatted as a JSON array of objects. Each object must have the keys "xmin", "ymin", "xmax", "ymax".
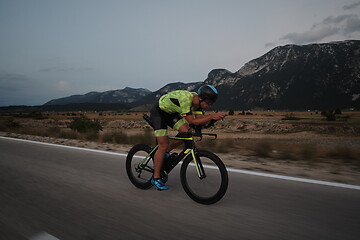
[
  {"xmin": 180, "ymin": 150, "xmax": 228, "ymax": 204},
  {"xmin": 126, "ymin": 144, "xmax": 154, "ymax": 189}
]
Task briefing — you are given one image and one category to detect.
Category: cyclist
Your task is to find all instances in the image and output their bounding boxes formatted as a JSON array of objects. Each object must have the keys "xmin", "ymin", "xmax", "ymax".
[{"xmin": 149, "ymin": 85, "xmax": 226, "ymax": 190}]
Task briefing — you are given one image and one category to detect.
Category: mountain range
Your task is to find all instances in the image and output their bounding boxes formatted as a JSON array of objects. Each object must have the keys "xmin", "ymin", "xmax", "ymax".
[
  {"xmin": 45, "ymin": 87, "xmax": 151, "ymax": 105},
  {"xmin": 43, "ymin": 40, "xmax": 360, "ymax": 111}
]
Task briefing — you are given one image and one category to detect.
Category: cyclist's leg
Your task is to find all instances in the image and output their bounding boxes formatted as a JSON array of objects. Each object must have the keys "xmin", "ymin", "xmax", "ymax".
[
  {"xmin": 150, "ymin": 105, "xmax": 170, "ymax": 187},
  {"xmin": 167, "ymin": 119, "xmax": 190, "ymax": 152},
  {"xmin": 153, "ymin": 136, "xmax": 169, "ymax": 179}
]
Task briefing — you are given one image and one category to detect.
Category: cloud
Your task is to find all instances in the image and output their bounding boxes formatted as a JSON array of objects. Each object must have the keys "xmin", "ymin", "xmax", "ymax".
[
  {"xmin": 0, "ymin": 72, "xmax": 40, "ymax": 105},
  {"xmin": 56, "ymin": 80, "xmax": 71, "ymax": 90},
  {"xmin": 280, "ymin": 23, "xmax": 339, "ymax": 45},
  {"xmin": 0, "ymin": 72, "xmax": 31, "ymax": 91},
  {"xmin": 0, "ymin": 71, "xmax": 73, "ymax": 106},
  {"xmin": 269, "ymin": 14, "xmax": 360, "ymax": 46},
  {"xmin": 343, "ymin": 15, "xmax": 360, "ymax": 34},
  {"xmin": 38, "ymin": 66, "xmax": 93, "ymax": 73},
  {"xmin": 343, "ymin": 1, "xmax": 360, "ymax": 10}
]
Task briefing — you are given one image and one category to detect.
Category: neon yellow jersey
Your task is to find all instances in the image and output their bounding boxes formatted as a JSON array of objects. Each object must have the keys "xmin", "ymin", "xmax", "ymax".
[{"xmin": 158, "ymin": 90, "xmax": 199, "ymax": 116}]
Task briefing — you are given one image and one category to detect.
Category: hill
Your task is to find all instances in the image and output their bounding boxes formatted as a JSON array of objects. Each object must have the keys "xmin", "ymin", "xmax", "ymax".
[{"xmin": 21, "ymin": 40, "xmax": 360, "ymax": 112}]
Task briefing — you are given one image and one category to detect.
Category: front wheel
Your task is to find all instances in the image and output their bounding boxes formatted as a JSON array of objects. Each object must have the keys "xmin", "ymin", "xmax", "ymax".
[{"xmin": 180, "ymin": 150, "xmax": 228, "ymax": 204}]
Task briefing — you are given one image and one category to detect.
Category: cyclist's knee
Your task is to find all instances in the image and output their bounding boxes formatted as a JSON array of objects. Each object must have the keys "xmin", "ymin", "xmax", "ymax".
[
  {"xmin": 157, "ymin": 137, "xmax": 169, "ymax": 150},
  {"xmin": 178, "ymin": 123, "xmax": 190, "ymax": 133},
  {"xmin": 158, "ymin": 143, "xmax": 169, "ymax": 151}
]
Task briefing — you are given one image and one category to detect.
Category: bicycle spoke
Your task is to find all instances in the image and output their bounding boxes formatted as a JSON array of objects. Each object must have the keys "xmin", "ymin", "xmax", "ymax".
[
  {"xmin": 180, "ymin": 150, "xmax": 228, "ymax": 204},
  {"xmin": 186, "ymin": 163, "xmax": 222, "ymax": 197},
  {"xmin": 126, "ymin": 144, "xmax": 155, "ymax": 189}
]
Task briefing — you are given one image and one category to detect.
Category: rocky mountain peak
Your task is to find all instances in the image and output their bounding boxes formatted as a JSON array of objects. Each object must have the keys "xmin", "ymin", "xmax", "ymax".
[
  {"xmin": 213, "ymin": 40, "xmax": 360, "ymax": 110},
  {"xmin": 44, "ymin": 40, "xmax": 360, "ymax": 110}
]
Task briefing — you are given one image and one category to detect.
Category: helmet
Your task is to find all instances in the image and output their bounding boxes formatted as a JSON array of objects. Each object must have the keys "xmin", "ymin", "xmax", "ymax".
[{"xmin": 197, "ymin": 85, "xmax": 218, "ymax": 104}]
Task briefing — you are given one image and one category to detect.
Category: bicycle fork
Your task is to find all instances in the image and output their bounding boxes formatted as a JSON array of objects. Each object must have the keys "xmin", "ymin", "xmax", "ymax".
[{"xmin": 185, "ymin": 149, "xmax": 206, "ymax": 179}]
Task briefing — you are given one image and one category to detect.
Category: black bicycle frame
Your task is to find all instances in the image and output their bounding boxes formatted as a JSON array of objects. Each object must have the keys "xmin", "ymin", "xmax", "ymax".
[{"xmin": 138, "ymin": 134, "xmax": 206, "ymax": 179}]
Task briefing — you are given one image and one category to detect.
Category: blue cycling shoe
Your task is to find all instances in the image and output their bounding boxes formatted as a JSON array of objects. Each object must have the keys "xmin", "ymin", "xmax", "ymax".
[{"xmin": 151, "ymin": 177, "xmax": 169, "ymax": 191}]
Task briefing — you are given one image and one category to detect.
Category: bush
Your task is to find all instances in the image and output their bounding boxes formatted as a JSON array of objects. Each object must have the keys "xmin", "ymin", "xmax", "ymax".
[
  {"xmin": 16, "ymin": 111, "xmax": 45, "ymax": 119},
  {"xmin": 282, "ymin": 113, "xmax": 300, "ymax": 120},
  {"xmin": 334, "ymin": 108, "xmax": 342, "ymax": 115},
  {"xmin": 321, "ymin": 110, "xmax": 336, "ymax": 121},
  {"xmin": 83, "ymin": 131, "xmax": 100, "ymax": 141},
  {"xmin": 198, "ymin": 138, "xmax": 236, "ymax": 153},
  {"xmin": 228, "ymin": 109, "xmax": 235, "ymax": 116},
  {"xmin": 253, "ymin": 141, "xmax": 272, "ymax": 158},
  {"xmin": 101, "ymin": 128, "xmax": 154, "ymax": 145},
  {"xmin": 68, "ymin": 116, "xmax": 103, "ymax": 133},
  {"xmin": 301, "ymin": 144, "xmax": 317, "ymax": 162},
  {"xmin": 102, "ymin": 131, "xmax": 128, "ymax": 144},
  {"xmin": 4, "ymin": 118, "xmax": 21, "ymax": 129}
]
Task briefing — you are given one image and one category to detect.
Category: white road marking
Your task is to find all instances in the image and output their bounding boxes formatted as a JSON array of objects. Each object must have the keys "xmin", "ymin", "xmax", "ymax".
[
  {"xmin": 0, "ymin": 136, "xmax": 128, "ymax": 157},
  {"xmin": 29, "ymin": 232, "xmax": 59, "ymax": 240},
  {"xmin": 1, "ymin": 136, "xmax": 359, "ymax": 191},
  {"xmin": 203, "ymin": 164, "xmax": 360, "ymax": 190}
]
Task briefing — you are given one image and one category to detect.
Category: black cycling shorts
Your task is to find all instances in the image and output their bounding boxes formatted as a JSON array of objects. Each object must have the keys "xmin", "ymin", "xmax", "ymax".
[{"xmin": 149, "ymin": 104, "xmax": 187, "ymax": 137}]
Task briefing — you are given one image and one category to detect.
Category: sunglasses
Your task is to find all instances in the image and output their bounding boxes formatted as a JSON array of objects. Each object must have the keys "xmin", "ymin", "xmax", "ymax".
[{"xmin": 204, "ymin": 99, "xmax": 215, "ymax": 106}]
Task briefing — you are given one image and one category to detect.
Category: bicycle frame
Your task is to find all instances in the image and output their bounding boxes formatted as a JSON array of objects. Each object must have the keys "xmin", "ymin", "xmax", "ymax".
[
  {"xmin": 137, "ymin": 134, "xmax": 206, "ymax": 179},
  {"xmin": 128, "ymin": 115, "xmax": 228, "ymax": 204}
]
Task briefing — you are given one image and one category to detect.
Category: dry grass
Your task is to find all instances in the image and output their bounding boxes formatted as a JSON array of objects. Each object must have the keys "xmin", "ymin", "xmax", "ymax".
[
  {"xmin": 100, "ymin": 128, "xmax": 154, "ymax": 146},
  {"xmin": 1, "ymin": 111, "xmax": 359, "ymax": 166}
]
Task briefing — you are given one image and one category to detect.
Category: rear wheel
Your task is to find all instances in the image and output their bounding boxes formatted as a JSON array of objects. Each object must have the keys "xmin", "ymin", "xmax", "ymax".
[
  {"xmin": 126, "ymin": 144, "xmax": 154, "ymax": 189},
  {"xmin": 180, "ymin": 150, "xmax": 228, "ymax": 204}
]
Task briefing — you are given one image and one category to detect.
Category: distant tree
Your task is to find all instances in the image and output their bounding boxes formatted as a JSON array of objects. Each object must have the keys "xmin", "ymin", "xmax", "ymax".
[
  {"xmin": 335, "ymin": 108, "xmax": 342, "ymax": 114},
  {"xmin": 228, "ymin": 109, "xmax": 235, "ymax": 115},
  {"xmin": 321, "ymin": 110, "xmax": 336, "ymax": 121}
]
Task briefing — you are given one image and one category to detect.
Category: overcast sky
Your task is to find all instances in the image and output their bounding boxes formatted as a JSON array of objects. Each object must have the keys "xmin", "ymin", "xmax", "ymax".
[{"xmin": 1, "ymin": 0, "xmax": 360, "ymax": 106}]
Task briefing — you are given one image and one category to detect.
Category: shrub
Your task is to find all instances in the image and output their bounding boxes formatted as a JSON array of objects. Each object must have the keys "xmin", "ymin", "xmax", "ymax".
[
  {"xmin": 301, "ymin": 144, "xmax": 317, "ymax": 164},
  {"xmin": 334, "ymin": 108, "xmax": 342, "ymax": 115},
  {"xmin": 4, "ymin": 118, "xmax": 21, "ymax": 129},
  {"xmin": 68, "ymin": 116, "xmax": 103, "ymax": 133},
  {"xmin": 282, "ymin": 113, "xmax": 300, "ymax": 120},
  {"xmin": 327, "ymin": 146, "xmax": 355, "ymax": 160},
  {"xmin": 198, "ymin": 138, "xmax": 236, "ymax": 153},
  {"xmin": 228, "ymin": 109, "xmax": 235, "ymax": 116},
  {"xmin": 253, "ymin": 141, "xmax": 272, "ymax": 158},
  {"xmin": 321, "ymin": 110, "xmax": 336, "ymax": 121},
  {"xmin": 101, "ymin": 128, "xmax": 154, "ymax": 146},
  {"xmin": 16, "ymin": 111, "xmax": 45, "ymax": 120},
  {"xmin": 58, "ymin": 129, "xmax": 79, "ymax": 139},
  {"xmin": 46, "ymin": 126, "xmax": 61, "ymax": 138},
  {"xmin": 130, "ymin": 128, "xmax": 154, "ymax": 145},
  {"xmin": 83, "ymin": 131, "xmax": 100, "ymax": 141},
  {"xmin": 102, "ymin": 131, "xmax": 128, "ymax": 144}
]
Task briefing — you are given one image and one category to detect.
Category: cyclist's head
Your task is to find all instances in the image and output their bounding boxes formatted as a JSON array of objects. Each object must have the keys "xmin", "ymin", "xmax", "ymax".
[{"xmin": 197, "ymin": 85, "xmax": 218, "ymax": 105}]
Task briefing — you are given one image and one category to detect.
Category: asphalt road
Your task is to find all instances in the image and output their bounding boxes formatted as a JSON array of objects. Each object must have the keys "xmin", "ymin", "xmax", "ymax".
[{"xmin": 1, "ymin": 137, "xmax": 360, "ymax": 240}]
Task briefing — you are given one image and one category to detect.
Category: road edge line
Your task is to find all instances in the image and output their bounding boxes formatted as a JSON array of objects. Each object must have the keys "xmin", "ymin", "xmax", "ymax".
[{"xmin": 1, "ymin": 136, "xmax": 359, "ymax": 191}]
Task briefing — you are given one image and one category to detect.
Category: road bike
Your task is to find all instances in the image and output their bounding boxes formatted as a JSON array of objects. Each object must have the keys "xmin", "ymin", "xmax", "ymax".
[{"xmin": 126, "ymin": 114, "xmax": 228, "ymax": 204}]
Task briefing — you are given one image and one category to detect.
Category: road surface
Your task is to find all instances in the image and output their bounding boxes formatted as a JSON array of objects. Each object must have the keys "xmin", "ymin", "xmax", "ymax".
[{"xmin": 1, "ymin": 137, "xmax": 359, "ymax": 240}]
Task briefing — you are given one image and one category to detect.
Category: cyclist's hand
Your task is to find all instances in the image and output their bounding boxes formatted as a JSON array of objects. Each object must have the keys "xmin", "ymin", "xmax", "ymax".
[{"xmin": 211, "ymin": 112, "xmax": 226, "ymax": 120}]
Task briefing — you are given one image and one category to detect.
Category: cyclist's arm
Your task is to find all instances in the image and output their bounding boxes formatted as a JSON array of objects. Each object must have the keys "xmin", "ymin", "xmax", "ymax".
[{"xmin": 184, "ymin": 112, "xmax": 225, "ymax": 125}]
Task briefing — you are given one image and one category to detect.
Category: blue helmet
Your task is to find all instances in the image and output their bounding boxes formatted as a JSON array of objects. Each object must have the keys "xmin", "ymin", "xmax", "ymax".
[{"xmin": 197, "ymin": 85, "xmax": 218, "ymax": 104}]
